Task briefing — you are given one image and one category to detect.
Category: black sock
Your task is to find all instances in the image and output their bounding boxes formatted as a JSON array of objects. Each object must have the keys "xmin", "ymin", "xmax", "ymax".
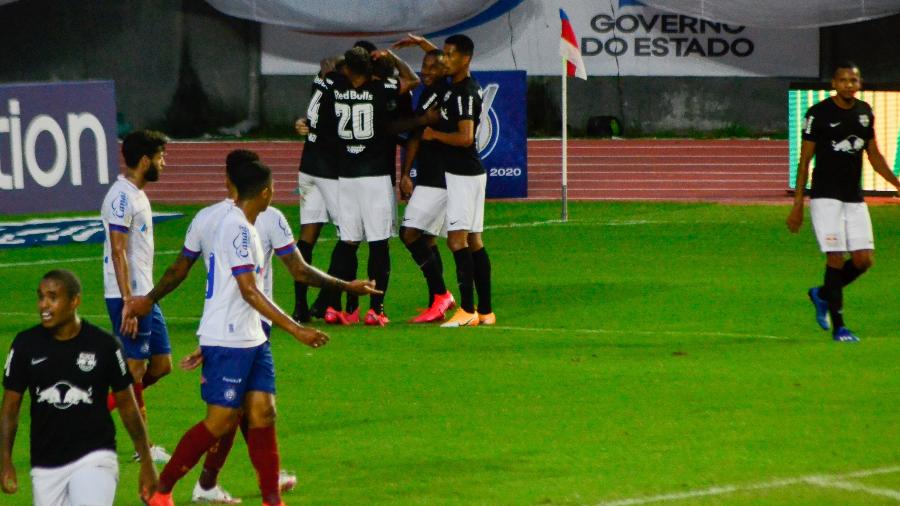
[
  {"xmin": 472, "ymin": 247, "xmax": 492, "ymax": 314},
  {"xmin": 431, "ymin": 244, "xmax": 444, "ymax": 289},
  {"xmin": 367, "ymin": 240, "xmax": 390, "ymax": 314},
  {"xmin": 406, "ymin": 237, "xmax": 447, "ymax": 305},
  {"xmin": 824, "ymin": 265, "xmax": 845, "ymax": 331},
  {"xmin": 840, "ymin": 261, "xmax": 865, "ymax": 287},
  {"xmin": 292, "ymin": 240, "xmax": 315, "ymax": 320},
  {"xmin": 323, "ymin": 241, "xmax": 358, "ymax": 311},
  {"xmin": 452, "ymin": 248, "xmax": 475, "ymax": 313},
  {"xmin": 345, "ymin": 252, "xmax": 359, "ymax": 313}
]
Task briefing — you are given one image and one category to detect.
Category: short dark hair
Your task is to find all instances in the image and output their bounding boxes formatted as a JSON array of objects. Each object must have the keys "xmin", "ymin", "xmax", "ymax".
[
  {"xmin": 122, "ymin": 130, "xmax": 167, "ymax": 168},
  {"xmin": 373, "ymin": 56, "xmax": 395, "ymax": 79},
  {"xmin": 230, "ymin": 160, "xmax": 272, "ymax": 200},
  {"xmin": 41, "ymin": 269, "xmax": 81, "ymax": 298},
  {"xmin": 353, "ymin": 40, "xmax": 377, "ymax": 53},
  {"xmin": 833, "ymin": 60, "xmax": 860, "ymax": 77},
  {"xmin": 445, "ymin": 34, "xmax": 474, "ymax": 56},
  {"xmin": 344, "ymin": 46, "xmax": 373, "ymax": 78},
  {"xmin": 225, "ymin": 149, "xmax": 259, "ymax": 183}
]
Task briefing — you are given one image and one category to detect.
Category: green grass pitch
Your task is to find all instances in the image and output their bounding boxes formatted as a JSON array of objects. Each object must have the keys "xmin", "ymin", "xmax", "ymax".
[{"xmin": 1, "ymin": 201, "xmax": 899, "ymax": 505}]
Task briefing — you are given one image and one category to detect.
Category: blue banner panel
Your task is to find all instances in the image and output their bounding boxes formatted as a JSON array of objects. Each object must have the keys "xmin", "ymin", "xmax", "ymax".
[
  {"xmin": 0, "ymin": 213, "xmax": 183, "ymax": 249},
  {"xmin": 0, "ymin": 81, "xmax": 118, "ymax": 214},
  {"xmin": 472, "ymin": 70, "xmax": 527, "ymax": 198}
]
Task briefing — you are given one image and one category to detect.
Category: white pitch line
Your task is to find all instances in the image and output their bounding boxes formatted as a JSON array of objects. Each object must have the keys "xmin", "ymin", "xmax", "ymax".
[
  {"xmin": 0, "ymin": 250, "xmax": 181, "ymax": 268},
  {"xmin": 492, "ymin": 325, "xmax": 789, "ymax": 341},
  {"xmin": 803, "ymin": 476, "xmax": 900, "ymax": 500},
  {"xmin": 595, "ymin": 465, "xmax": 900, "ymax": 506}
]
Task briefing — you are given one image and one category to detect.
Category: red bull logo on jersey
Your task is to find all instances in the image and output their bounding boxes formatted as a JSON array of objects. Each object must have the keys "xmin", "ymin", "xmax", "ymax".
[
  {"xmin": 832, "ymin": 135, "xmax": 865, "ymax": 154},
  {"xmin": 36, "ymin": 381, "xmax": 93, "ymax": 409}
]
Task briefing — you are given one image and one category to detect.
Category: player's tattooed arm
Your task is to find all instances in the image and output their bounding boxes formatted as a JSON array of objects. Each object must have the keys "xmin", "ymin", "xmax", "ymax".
[
  {"xmin": 115, "ymin": 386, "xmax": 158, "ymax": 500},
  {"xmin": 385, "ymin": 50, "xmax": 421, "ymax": 94},
  {"xmin": 126, "ymin": 253, "xmax": 198, "ymax": 320},
  {"xmin": 279, "ymin": 251, "xmax": 380, "ymax": 295},
  {"xmin": 0, "ymin": 390, "xmax": 23, "ymax": 494}
]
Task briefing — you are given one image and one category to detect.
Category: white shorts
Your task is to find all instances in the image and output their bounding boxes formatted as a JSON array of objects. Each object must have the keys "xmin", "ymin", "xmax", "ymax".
[
  {"xmin": 810, "ymin": 198, "xmax": 874, "ymax": 253},
  {"xmin": 402, "ymin": 185, "xmax": 448, "ymax": 237},
  {"xmin": 298, "ymin": 172, "xmax": 340, "ymax": 226},
  {"xmin": 31, "ymin": 449, "xmax": 119, "ymax": 506},
  {"xmin": 445, "ymin": 173, "xmax": 486, "ymax": 233},
  {"xmin": 338, "ymin": 175, "xmax": 397, "ymax": 242}
]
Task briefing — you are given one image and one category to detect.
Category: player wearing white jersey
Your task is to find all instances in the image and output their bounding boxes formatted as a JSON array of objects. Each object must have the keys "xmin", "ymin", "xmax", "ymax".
[
  {"xmin": 149, "ymin": 161, "xmax": 330, "ymax": 506},
  {"xmin": 100, "ymin": 130, "xmax": 172, "ymax": 463},
  {"xmin": 128, "ymin": 150, "xmax": 376, "ymax": 503}
]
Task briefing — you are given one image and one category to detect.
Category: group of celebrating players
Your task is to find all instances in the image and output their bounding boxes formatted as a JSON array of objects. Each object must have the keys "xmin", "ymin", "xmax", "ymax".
[{"xmin": 1, "ymin": 32, "xmax": 497, "ymax": 506}]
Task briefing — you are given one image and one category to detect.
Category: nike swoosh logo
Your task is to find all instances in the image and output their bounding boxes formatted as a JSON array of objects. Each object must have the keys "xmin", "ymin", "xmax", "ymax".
[
  {"xmin": 449, "ymin": 220, "xmax": 459, "ymax": 225},
  {"xmin": 830, "ymin": 122, "xmax": 841, "ymax": 127},
  {"xmin": 31, "ymin": 357, "xmax": 48, "ymax": 365}
]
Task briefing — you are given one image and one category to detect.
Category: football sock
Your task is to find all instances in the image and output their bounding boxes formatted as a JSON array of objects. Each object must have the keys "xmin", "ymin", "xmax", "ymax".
[
  {"xmin": 452, "ymin": 247, "xmax": 475, "ymax": 313},
  {"xmin": 367, "ymin": 239, "xmax": 391, "ymax": 313},
  {"xmin": 158, "ymin": 422, "xmax": 218, "ymax": 493},
  {"xmin": 345, "ymin": 250, "xmax": 360, "ymax": 314},
  {"xmin": 199, "ymin": 424, "xmax": 239, "ymax": 490},
  {"xmin": 472, "ymin": 247, "xmax": 492, "ymax": 314},
  {"xmin": 840, "ymin": 260, "xmax": 865, "ymax": 287},
  {"xmin": 247, "ymin": 426, "xmax": 281, "ymax": 506},
  {"xmin": 293, "ymin": 240, "xmax": 315, "ymax": 319},
  {"xmin": 406, "ymin": 237, "xmax": 446, "ymax": 304},
  {"xmin": 322, "ymin": 241, "xmax": 358, "ymax": 311},
  {"xmin": 823, "ymin": 265, "xmax": 845, "ymax": 331}
]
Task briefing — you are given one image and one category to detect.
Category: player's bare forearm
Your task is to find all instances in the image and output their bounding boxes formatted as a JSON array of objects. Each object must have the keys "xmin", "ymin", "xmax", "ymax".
[
  {"xmin": 869, "ymin": 155, "xmax": 900, "ymax": 190},
  {"xmin": 115, "ymin": 388, "xmax": 153, "ymax": 461},
  {"xmin": 109, "ymin": 232, "xmax": 133, "ymax": 299},
  {"xmin": 236, "ymin": 273, "xmax": 299, "ymax": 332},
  {"xmin": 0, "ymin": 391, "xmax": 22, "ymax": 469},
  {"xmin": 147, "ymin": 254, "xmax": 196, "ymax": 303},
  {"xmin": 281, "ymin": 250, "xmax": 348, "ymax": 291},
  {"xmin": 391, "ymin": 51, "xmax": 421, "ymax": 94}
]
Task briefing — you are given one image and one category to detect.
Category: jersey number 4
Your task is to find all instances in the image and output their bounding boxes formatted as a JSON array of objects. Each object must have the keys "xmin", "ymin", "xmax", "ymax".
[
  {"xmin": 335, "ymin": 103, "xmax": 375, "ymax": 140},
  {"xmin": 307, "ymin": 90, "xmax": 323, "ymax": 129}
]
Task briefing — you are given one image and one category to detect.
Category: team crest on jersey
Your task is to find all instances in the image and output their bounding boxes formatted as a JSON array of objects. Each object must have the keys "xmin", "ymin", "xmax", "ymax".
[
  {"xmin": 76, "ymin": 352, "xmax": 96, "ymax": 372},
  {"xmin": 224, "ymin": 388, "xmax": 237, "ymax": 402},
  {"xmin": 233, "ymin": 226, "xmax": 250, "ymax": 258},
  {"xmin": 36, "ymin": 382, "xmax": 93, "ymax": 410},
  {"xmin": 112, "ymin": 192, "xmax": 128, "ymax": 218},
  {"xmin": 859, "ymin": 114, "xmax": 870, "ymax": 127}
]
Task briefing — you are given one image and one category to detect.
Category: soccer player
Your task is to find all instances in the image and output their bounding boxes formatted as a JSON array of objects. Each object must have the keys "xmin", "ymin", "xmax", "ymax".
[
  {"xmin": 786, "ymin": 61, "xmax": 900, "ymax": 342},
  {"xmin": 126, "ymin": 149, "xmax": 377, "ymax": 503},
  {"xmin": 421, "ymin": 34, "xmax": 496, "ymax": 327},
  {"xmin": 396, "ymin": 48, "xmax": 456, "ymax": 322},
  {"xmin": 149, "ymin": 161, "xmax": 328, "ymax": 506},
  {"xmin": 1, "ymin": 270, "xmax": 158, "ymax": 505},
  {"xmin": 324, "ymin": 46, "xmax": 420, "ymax": 325},
  {"xmin": 100, "ymin": 129, "xmax": 172, "ymax": 462},
  {"xmin": 293, "ymin": 57, "xmax": 345, "ymax": 323}
]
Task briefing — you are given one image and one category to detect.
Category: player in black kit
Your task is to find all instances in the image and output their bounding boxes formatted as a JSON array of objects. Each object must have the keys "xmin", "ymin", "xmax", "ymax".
[
  {"xmin": 420, "ymin": 34, "xmax": 495, "ymax": 328},
  {"xmin": 1, "ymin": 270, "xmax": 157, "ymax": 504},
  {"xmin": 323, "ymin": 46, "xmax": 420, "ymax": 326},
  {"xmin": 786, "ymin": 62, "xmax": 900, "ymax": 342}
]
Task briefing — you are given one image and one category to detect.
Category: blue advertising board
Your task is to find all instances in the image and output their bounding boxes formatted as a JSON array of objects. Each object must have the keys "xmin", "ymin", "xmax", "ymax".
[
  {"xmin": 0, "ymin": 81, "xmax": 118, "ymax": 214},
  {"xmin": 412, "ymin": 71, "xmax": 527, "ymax": 198}
]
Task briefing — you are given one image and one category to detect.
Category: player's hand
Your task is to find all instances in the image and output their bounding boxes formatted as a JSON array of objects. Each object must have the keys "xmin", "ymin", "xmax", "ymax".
[
  {"xmin": 345, "ymin": 279, "xmax": 383, "ymax": 296},
  {"xmin": 0, "ymin": 462, "xmax": 17, "ymax": 494},
  {"xmin": 180, "ymin": 347, "xmax": 204, "ymax": 371},
  {"xmin": 422, "ymin": 127, "xmax": 436, "ymax": 141},
  {"xmin": 292, "ymin": 326, "xmax": 329, "ymax": 349},
  {"xmin": 295, "ymin": 118, "xmax": 309, "ymax": 136},
  {"xmin": 138, "ymin": 458, "xmax": 159, "ymax": 503},
  {"xmin": 371, "ymin": 49, "xmax": 397, "ymax": 66},
  {"xmin": 125, "ymin": 296, "xmax": 154, "ymax": 319},
  {"xmin": 786, "ymin": 205, "xmax": 804, "ymax": 233},
  {"xmin": 392, "ymin": 33, "xmax": 426, "ymax": 49},
  {"xmin": 120, "ymin": 304, "xmax": 139, "ymax": 339},
  {"xmin": 400, "ymin": 175, "xmax": 414, "ymax": 200}
]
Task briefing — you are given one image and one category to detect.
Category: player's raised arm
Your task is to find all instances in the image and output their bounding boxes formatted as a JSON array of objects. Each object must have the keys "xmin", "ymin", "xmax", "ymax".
[
  {"xmin": 392, "ymin": 33, "xmax": 438, "ymax": 53},
  {"xmin": 787, "ymin": 139, "xmax": 816, "ymax": 232},
  {"xmin": 374, "ymin": 49, "xmax": 420, "ymax": 94},
  {"xmin": 865, "ymin": 136, "xmax": 900, "ymax": 192},
  {"xmin": 0, "ymin": 390, "xmax": 23, "ymax": 494}
]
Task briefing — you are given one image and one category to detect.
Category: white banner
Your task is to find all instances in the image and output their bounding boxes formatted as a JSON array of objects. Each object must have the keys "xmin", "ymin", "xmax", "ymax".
[{"xmin": 261, "ymin": 0, "xmax": 818, "ymax": 77}]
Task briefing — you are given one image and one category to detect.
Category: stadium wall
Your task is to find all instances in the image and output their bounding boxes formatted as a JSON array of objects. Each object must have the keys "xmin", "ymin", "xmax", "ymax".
[{"xmin": 0, "ymin": 1, "xmax": 897, "ymax": 138}]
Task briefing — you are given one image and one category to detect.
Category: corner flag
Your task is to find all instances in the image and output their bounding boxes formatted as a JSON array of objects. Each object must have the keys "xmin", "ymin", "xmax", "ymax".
[{"xmin": 559, "ymin": 9, "xmax": 587, "ymax": 80}]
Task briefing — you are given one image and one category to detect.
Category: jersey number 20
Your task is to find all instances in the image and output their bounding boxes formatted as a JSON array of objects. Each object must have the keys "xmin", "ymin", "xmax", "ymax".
[{"xmin": 335, "ymin": 103, "xmax": 374, "ymax": 140}]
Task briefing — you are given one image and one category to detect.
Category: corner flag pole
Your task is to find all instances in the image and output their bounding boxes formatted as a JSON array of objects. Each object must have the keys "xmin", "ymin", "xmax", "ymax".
[{"xmin": 561, "ymin": 58, "xmax": 569, "ymax": 222}]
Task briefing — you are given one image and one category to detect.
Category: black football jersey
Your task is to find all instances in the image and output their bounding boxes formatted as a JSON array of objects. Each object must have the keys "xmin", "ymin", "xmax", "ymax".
[
  {"xmin": 332, "ymin": 77, "xmax": 401, "ymax": 178},
  {"xmin": 413, "ymin": 81, "xmax": 448, "ymax": 189},
  {"xmin": 3, "ymin": 320, "xmax": 132, "ymax": 468},
  {"xmin": 299, "ymin": 71, "xmax": 343, "ymax": 179},
  {"xmin": 434, "ymin": 76, "xmax": 485, "ymax": 176},
  {"xmin": 803, "ymin": 98, "xmax": 875, "ymax": 202}
]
